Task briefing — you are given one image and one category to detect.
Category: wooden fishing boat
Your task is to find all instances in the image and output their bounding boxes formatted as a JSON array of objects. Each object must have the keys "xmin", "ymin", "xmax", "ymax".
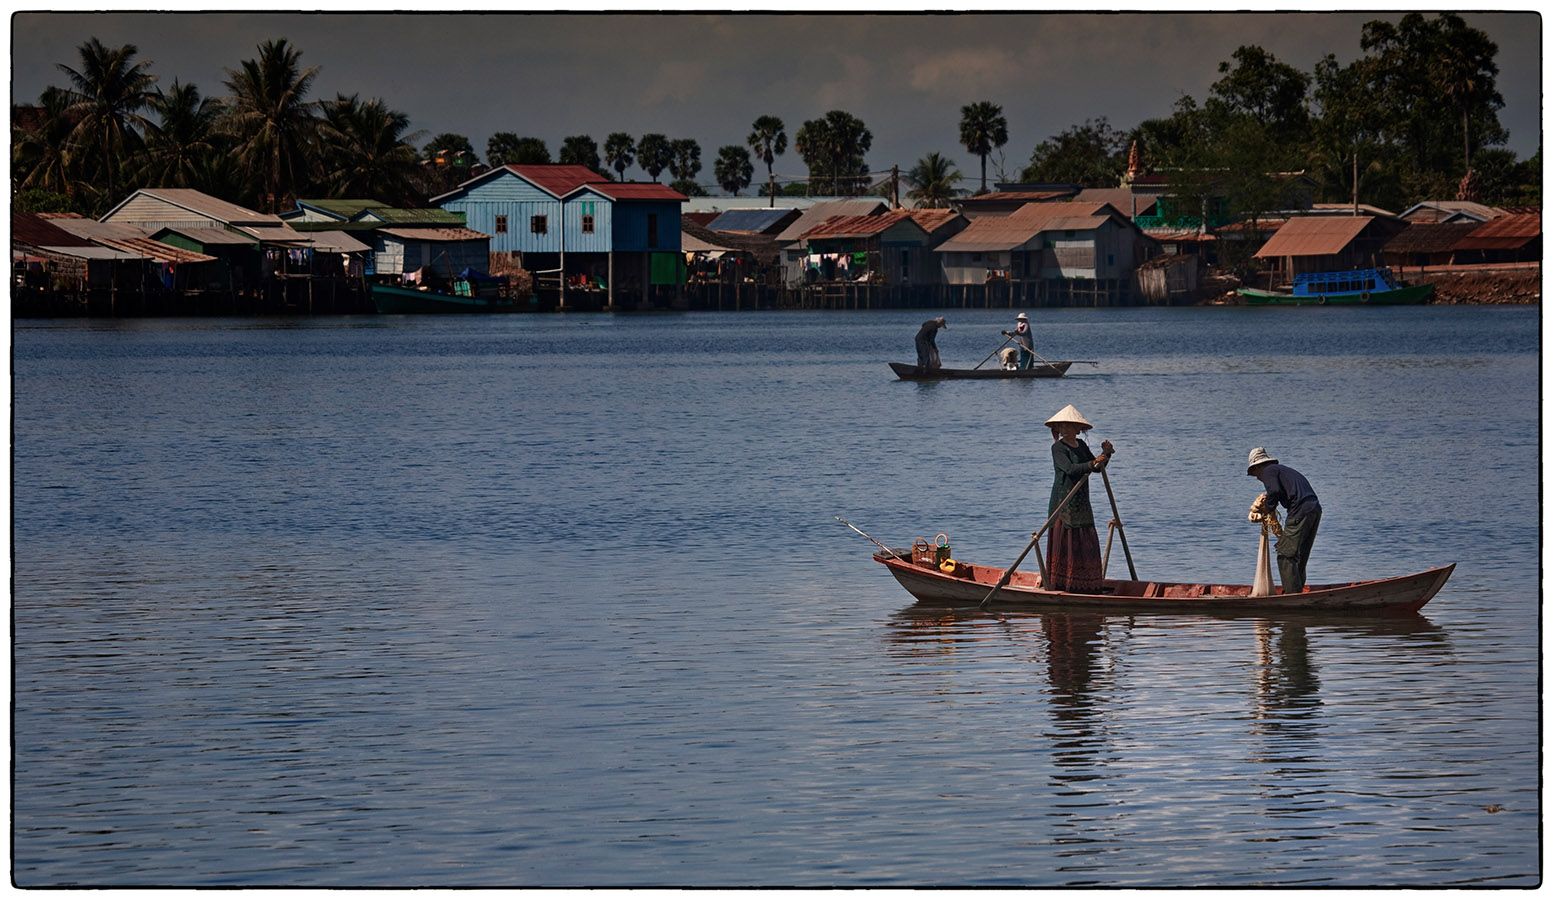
[
  {"xmin": 370, "ymin": 282, "xmax": 522, "ymax": 314},
  {"xmin": 1237, "ymin": 267, "xmax": 1434, "ymax": 306},
  {"xmin": 874, "ymin": 552, "xmax": 1454, "ymax": 613},
  {"xmin": 889, "ymin": 361, "xmax": 1073, "ymax": 380}
]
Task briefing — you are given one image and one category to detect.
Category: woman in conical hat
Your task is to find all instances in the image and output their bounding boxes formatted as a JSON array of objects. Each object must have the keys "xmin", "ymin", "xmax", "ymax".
[{"xmin": 1043, "ymin": 404, "xmax": 1114, "ymax": 593}]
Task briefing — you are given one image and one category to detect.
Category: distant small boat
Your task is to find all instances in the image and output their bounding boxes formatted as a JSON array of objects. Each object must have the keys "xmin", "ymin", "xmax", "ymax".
[
  {"xmin": 370, "ymin": 281, "xmax": 521, "ymax": 314},
  {"xmin": 889, "ymin": 361, "xmax": 1073, "ymax": 380},
  {"xmin": 1237, "ymin": 267, "xmax": 1434, "ymax": 305},
  {"xmin": 874, "ymin": 552, "xmax": 1454, "ymax": 613}
]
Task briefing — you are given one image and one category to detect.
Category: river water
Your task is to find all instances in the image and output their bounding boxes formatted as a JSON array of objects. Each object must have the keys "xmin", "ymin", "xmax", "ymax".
[{"xmin": 11, "ymin": 306, "xmax": 1540, "ymax": 887}]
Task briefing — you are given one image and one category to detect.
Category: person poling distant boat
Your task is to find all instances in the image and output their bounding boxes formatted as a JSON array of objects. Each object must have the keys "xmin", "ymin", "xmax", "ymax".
[
  {"xmin": 1000, "ymin": 312, "xmax": 1035, "ymax": 370},
  {"xmin": 890, "ymin": 318, "xmax": 1095, "ymax": 381},
  {"xmin": 1246, "ymin": 447, "xmax": 1322, "ymax": 594},
  {"xmin": 914, "ymin": 316, "xmax": 947, "ymax": 374}
]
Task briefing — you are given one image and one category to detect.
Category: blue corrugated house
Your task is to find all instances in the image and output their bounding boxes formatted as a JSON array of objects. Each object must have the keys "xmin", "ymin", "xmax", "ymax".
[{"xmin": 431, "ymin": 164, "xmax": 686, "ymax": 308}]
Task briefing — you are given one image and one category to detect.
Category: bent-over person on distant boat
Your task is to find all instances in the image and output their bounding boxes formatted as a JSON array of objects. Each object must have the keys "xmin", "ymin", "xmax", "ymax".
[
  {"xmin": 1044, "ymin": 404, "xmax": 1113, "ymax": 593},
  {"xmin": 915, "ymin": 316, "xmax": 947, "ymax": 373},
  {"xmin": 1246, "ymin": 447, "xmax": 1322, "ymax": 593}
]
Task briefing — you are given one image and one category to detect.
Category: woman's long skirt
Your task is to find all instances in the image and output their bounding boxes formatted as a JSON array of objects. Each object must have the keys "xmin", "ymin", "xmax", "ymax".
[{"xmin": 1046, "ymin": 523, "xmax": 1105, "ymax": 593}]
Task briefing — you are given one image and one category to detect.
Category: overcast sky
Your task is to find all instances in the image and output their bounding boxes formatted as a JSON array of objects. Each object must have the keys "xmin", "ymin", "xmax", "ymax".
[{"xmin": 10, "ymin": 11, "xmax": 1542, "ymax": 190}]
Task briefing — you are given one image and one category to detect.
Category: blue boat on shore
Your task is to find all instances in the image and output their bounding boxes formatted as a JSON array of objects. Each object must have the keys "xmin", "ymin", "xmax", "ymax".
[{"xmin": 1238, "ymin": 267, "xmax": 1434, "ymax": 305}]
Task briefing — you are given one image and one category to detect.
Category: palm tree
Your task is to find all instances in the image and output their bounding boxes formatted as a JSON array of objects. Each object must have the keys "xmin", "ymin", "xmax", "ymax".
[
  {"xmin": 603, "ymin": 132, "xmax": 636, "ymax": 180},
  {"xmin": 906, "ymin": 152, "xmax": 963, "ymax": 208},
  {"xmin": 488, "ymin": 132, "xmax": 549, "ymax": 166},
  {"xmin": 746, "ymin": 115, "xmax": 787, "ymax": 204},
  {"xmin": 221, "ymin": 38, "xmax": 321, "ymax": 212},
  {"xmin": 56, "ymin": 38, "xmax": 157, "ymax": 202},
  {"xmin": 13, "ymin": 86, "xmax": 79, "ymax": 199},
  {"xmin": 139, "ymin": 80, "xmax": 224, "ymax": 190},
  {"xmin": 1435, "ymin": 18, "xmax": 1501, "ymax": 174},
  {"xmin": 637, "ymin": 133, "xmax": 672, "ymax": 182},
  {"xmin": 668, "ymin": 138, "xmax": 702, "ymax": 186},
  {"xmin": 559, "ymin": 134, "xmax": 602, "ymax": 173},
  {"xmin": 318, "ymin": 94, "xmax": 423, "ymax": 204},
  {"xmin": 958, "ymin": 100, "xmax": 1009, "ymax": 193},
  {"xmin": 714, "ymin": 145, "xmax": 754, "ymax": 196}
]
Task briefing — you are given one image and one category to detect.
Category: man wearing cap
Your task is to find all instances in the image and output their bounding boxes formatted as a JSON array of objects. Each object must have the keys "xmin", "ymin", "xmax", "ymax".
[
  {"xmin": 1246, "ymin": 448, "xmax": 1322, "ymax": 593},
  {"xmin": 1001, "ymin": 312, "xmax": 1034, "ymax": 370},
  {"xmin": 914, "ymin": 316, "xmax": 947, "ymax": 373}
]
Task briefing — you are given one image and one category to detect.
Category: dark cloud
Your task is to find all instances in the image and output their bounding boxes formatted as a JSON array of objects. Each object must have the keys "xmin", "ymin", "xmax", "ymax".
[{"xmin": 11, "ymin": 11, "xmax": 1541, "ymax": 188}]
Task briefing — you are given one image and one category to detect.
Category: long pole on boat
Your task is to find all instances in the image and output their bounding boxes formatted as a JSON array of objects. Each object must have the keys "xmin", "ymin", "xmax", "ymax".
[
  {"xmin": 971, "ymin": 335, "xmax": 1015, "ymax": 370},
  {"xmin": 978, "ymin": 472, "xmax": 1093, "ymax": 610},
  {"xmin": 834, "ymin": 516, "xmax": 906, "ymax": 559},
  {"xmin": 1099, "ymin": 469, "xmax": 1138, "ymax": 581}
]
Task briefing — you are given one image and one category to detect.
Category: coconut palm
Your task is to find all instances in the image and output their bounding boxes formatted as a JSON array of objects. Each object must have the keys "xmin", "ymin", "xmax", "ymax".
[
  {"xmin": 958, "ymin": 100, "xmax": 1008, "ymax": 193},
  {"xmin": 604, "ymin": 132, "xmax": 636, "ymax": 180},
  {"xmin": 714, "ymin": 145, "xmax": 754, "ymax": 196},
  {"xmin": 221, "ymin": 38, "xmax": 321, "ymax": 212},
  {"xmin": 138, "ymin": 80, "xmax": 224, "ymax": 190},
  {"xmin": 906, "ymin": 152, "xmax": 963, "ymax": 208},
  {"xmin": 318, "ymin": 93, "xmax": 423, "ymax": 204},
  {"xmin": 746, "ymin": 115, "xmax": 787, "ymax": 201},
  {"xmin": 56, "ymin": 38, "xmax": 157, "ymax": 202},
  {"xmin": 795, "ymin": 110, "xmax": 872, "ymax": 195},
  {"xmin": 13, "ymin": 87, "xmax": 80, "ymax": 199}
]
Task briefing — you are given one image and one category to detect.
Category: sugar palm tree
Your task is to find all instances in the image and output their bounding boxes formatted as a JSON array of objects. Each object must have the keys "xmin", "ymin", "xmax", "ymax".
[
  {"xmin": 637, "ymin": 133, "xmax": 672, "ymax": 182},
  {"xmin": 714, "ymin": 145, "xmax": 754, "ymax": 196},
  {"xmin": 318, "ymin": 94, "xmax": 423, "ymax": 204},
  {"xmin": 221, "ymin": 38, "xmax": 321, "ymax": 212},
  {"xmin": 138, "ymin": 80, "xmax": 224, "ymax": 190},
  {"xmin": 958, "ymin": 100, "xmax": 1008, "ymax": 194},
  {"xmin": 746, "ymin": 115, "xmax": 787, "ymax": 203},
  {"xmin": 906, "ymin": 152, "xmax": 963, "ymax": 208},
  {"xmin": 56, "ymin": 38, "xmax": 157, "ymax": 202},
  {"xmin": 604, "ymin": 132, "xmax": 636, "ymax": 180}
]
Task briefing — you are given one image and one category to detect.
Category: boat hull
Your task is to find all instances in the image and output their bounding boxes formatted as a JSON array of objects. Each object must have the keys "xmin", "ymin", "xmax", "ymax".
[
  {"xmin": 874, "ymin": 553, "xmax": 1453, "ymax": 613},
  {"xmin": 889, "ymin": 361, "xmax": 1073, "ymax": 380},
  {"xmin": 1237, "ymin": 282, "xmax": 1435, "ymax": 306},
  {"xmin": 371, "ymin": 283, "xmax": 521, "ymax": 314}
]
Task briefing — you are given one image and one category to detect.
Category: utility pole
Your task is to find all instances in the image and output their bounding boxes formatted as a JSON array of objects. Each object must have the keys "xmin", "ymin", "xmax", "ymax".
[{"xmin": 1352, "ymin": 149, "xmax": 1359, "ymax": 215}]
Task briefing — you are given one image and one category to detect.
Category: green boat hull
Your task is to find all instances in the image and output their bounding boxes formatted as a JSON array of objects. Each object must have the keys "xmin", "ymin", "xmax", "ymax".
[
  {"xmin": 370, "ymin": 282, "xmax": 521, "ymax": 314},
  {"xmin": 1237, "ymin": 282, "xmax": 1434, "ymax": 306}
]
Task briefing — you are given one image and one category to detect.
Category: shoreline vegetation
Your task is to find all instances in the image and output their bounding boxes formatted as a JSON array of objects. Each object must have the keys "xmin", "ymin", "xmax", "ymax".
[{"xmin": 12, "ymin": 14, "xmax": 1540, "ymax": 314}]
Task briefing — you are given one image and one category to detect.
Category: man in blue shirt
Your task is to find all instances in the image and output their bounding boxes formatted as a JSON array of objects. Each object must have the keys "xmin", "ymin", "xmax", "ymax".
[{"xmin": 1247, "ymin": 447, "xmax": 1322, "ymax": 593}]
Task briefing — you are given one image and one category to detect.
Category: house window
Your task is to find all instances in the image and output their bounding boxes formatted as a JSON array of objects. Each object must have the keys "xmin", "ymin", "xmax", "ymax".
[
  {"xmin": 647, "ymin": 213, "xmax": 659, "ymax": 248},
  {"xmin": 582, "ymin": 214, "xmax": 595, "ymax": 234},
  {"xmin": 495, "ymin": 215, "xmax": 508, "ymax": 234},
  {"xmin": 531, "ymin": 215, "xmax": 548, "ymax": 234}
]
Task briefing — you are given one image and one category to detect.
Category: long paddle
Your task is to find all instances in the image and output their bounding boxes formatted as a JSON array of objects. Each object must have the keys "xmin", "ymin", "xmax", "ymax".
[
  {"xmin": 978, "ymin": 471, "xmax": 1093, "ymax": 610},
  {"xmin": 1099, "ymin": 469, "xmax": 1138, "ymax": 581},
  {"xmin": 971, "ymin": 335, "xmax": 1015, "ymax": 371},
  {"xmin": 834, "ymin": 516, "xmax": 907, "ymax": 559}
]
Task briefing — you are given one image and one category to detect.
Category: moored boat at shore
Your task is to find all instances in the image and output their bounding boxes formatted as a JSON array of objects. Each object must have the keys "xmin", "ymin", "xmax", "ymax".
[
  {"xmin": 873, "ymin": 551, "xmax": 1453, "ymax": 613},
  {"xmin": 370, "ymin": 281, "xmax": 522, "ymax": 314},
  {"xmin": 889, "ymin": 360, "xmax": 1073, "ymax": 380},
  {"xmin": 1237, "ymin": 267, "xmax": 1434, "ymax": 306}
]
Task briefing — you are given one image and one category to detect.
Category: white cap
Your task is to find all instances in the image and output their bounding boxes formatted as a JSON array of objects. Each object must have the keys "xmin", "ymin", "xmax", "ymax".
[
  {"xmin": 1246, "ymin": 447, "xmax": 1278, "ymax": 474},
  {"xmin": 1044, "ymin": 404, "xmax": 1094, "ymax": 431},
  {"xmin": 1016, "ymin": 312, "xmax": 1029, "ymax": 320}
]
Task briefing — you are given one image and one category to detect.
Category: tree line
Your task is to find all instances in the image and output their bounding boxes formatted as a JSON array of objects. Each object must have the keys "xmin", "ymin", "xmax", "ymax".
[{"xmin": 13, "ymin": 14, "xmax": 1538, "ymax": 221}]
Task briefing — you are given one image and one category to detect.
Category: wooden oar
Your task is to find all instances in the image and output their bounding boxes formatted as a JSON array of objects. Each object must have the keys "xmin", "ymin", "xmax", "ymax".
[
  {"xmin": 978, "ymin": 472, "xmax": 1092, "ymax": 610},
  {"xmin": 971, "ymin": 335, "xmax": 1015, "ymax": 370},
  {"xmin": 834, "ymin": 516, "xmax": 907, "ymax": 559},
  {"xmin": 1099, "ymin": 469, "xmax": 1138, "ymax": 580}
]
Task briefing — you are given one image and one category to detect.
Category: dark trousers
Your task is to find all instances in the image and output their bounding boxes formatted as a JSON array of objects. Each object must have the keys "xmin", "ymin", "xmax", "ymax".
[
  {"xmin": 1276, "ymin": 507, "xmax": 1321, "ymax": 593},
  {"xmin": 915, "ymin": 338, "xmax": 940, "ymax": 371}
]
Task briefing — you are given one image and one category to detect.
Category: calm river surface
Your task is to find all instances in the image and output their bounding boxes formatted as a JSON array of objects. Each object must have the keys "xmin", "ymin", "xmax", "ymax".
[{"xmin": 12, "ymin": 306, "xmax": 1540, "ymax": 887}]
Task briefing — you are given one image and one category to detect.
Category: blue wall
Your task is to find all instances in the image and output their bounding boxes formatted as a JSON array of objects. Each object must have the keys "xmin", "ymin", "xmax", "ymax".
[{"xmin": 437, "ymin": 172, "xmax": 680, "ymax": 255}]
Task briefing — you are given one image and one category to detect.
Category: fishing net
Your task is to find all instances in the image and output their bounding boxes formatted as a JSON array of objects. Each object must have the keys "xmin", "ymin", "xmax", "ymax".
[{"xmin": 1248, "ymin": 493, "xmax": 1283, "ymax": 597}]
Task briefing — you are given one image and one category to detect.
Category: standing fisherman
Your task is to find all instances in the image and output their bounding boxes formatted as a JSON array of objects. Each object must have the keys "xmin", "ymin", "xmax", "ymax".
[
  {"xmin": 915, "ymin": 316, "xmax": 947, "ymax": 373},
  {"xmin": 1001, "ymin": 312, "xmax": 1034, "ymax": 370},
  {"xmin": 1246, "ymin": 447, "xmax": 1322, "ymax": 593}
]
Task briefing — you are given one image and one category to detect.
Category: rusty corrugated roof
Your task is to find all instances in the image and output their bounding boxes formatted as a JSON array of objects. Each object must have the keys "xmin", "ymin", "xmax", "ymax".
[
  {"xmin": 801, "ymin": 209, "xmax": 926, "ymax": 241},
  {"xmin": 1454, "ymin": 212, "xmax": 1540, "ymax": 250},
  {"xmin": 580, "ymin": 181, "xmax": 687, "ymax": 202},
  {"xmin": 906, "ymin": 208, "xmax": 964, "ymax": 235},
  {"xmin": 13, "ymin": 212, "xmax": 94, "ymax": 247},
  {"xmin": 1254, "ymin": 216, "xmax": 1374, "ymax": 258},
  {"xmin": 960, "ymin": 190, "xmax": 1073, "ymax": 204},
  {"xmin": 773, "ymin": 199, "xmax": 889, "ymax": 243},
  {"xmin": 379, "ymin": 227, "xmax": 492, "ymax": 242},
  {"xmin": 935, "ymin": 201, "xmax": 1130, "ymax": 253},
  {"xmin": 507, "ymin": 164, "xmax": 608, "ymax": 197},
  {"xmin": 1382, "ymin": 222, "xmax": 1481, "ymax": 255}
]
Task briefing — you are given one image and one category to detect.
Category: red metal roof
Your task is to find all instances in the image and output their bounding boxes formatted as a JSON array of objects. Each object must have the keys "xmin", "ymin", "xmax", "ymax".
[
  {"xmin": 960, "ymin": 190, "xmax": 1073, "ymax": 204},
  {"xmin": 379, "ymin": 227, "xmax": 492, "ymax": 242},
  {"xmin": 12, "ymin": 212, "xmax": 94, "ymax": 247},
  {"xmin": 1254, "ymin": 216, "xmax": 1373, "ymax": 258},
  {"xmin": 579, "ymin": 182, "xmax": 687, "ymax": 201},
  {"xmin": 505, "ymin": 164, "xmax": 608, "ymax": 197},
  {"xmin": 801, "ymin": 209, "xmax": 922, "ymax": 240},
  {"xmin": 907, "ymin": 208, "xmax": 963, "ymax": 235},
  {"xmin": 1454, "ymin": 212, "xmax": 1540, "ymax": 250},
  {"xmin": 1382, "ymin": 222, "xmax": 1481, "ymax": 255},
  {"xmin": 935, "ymin": 201, "xmax": 1130, "ymax": 253}
]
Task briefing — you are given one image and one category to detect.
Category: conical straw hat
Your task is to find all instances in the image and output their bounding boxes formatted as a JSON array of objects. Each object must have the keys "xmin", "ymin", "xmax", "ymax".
[{"xmin": 1044, "ymin": 404, "xmax": 1094, "ymax": 430}]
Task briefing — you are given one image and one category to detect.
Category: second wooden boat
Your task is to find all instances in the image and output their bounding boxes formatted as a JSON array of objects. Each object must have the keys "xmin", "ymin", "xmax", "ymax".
[
  {"xmin": 874, "ymin": 552, "xmax": 1453, "ymax": 613},
  {"xmin": 889, "ymin": 361, "xmax": 1073, "ymax": 380},
  {"xmin": 370, "ymin": 282, "xmax": 522, "ymax": 314}
]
